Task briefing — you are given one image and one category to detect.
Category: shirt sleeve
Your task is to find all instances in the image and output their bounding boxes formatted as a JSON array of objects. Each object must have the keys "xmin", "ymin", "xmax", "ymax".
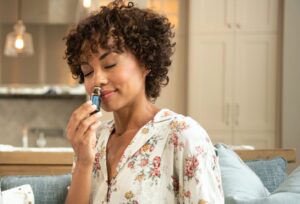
[{"xmin": 174, "ymin": 117, "xmax": 224, "ymax": 204}]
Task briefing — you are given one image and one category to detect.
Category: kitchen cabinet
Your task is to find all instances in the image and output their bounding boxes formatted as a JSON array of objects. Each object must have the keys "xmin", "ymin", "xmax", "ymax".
[
  {"xmin": 190, "ymin": 0, "xmax": 278, "ymax": 33},
  {"xmin": 187, "ymin": 0, "xmax": 280, "ymax": 148}
]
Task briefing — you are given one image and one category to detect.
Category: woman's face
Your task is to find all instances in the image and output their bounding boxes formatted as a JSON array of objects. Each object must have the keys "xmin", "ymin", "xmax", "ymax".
[{"xmin": 80, "ymin": 48, "xmax": 149, "ymax": 112}]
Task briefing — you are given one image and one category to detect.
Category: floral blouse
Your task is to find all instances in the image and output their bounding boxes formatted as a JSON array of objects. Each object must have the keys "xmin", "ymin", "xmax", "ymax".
[{"xmin": 73, "ymin": 109, "xmax": 224, "ymax": 203}]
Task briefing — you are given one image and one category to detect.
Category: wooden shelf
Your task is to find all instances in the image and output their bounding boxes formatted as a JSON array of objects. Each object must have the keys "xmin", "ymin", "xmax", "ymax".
[
  {"xmin": 0, "ymin": 148, "xmax": 296, "ymax": 176},
  {"xmin": 235, "ymin": 148, "xmax": 297, "ymax": 163},
  {"xmin": 0, "ymin": 151, "xmax": 74, "ymax": 176},
  {"xmin": 0, "ymin": 94, "xmax": 86, "ymax": 99}
]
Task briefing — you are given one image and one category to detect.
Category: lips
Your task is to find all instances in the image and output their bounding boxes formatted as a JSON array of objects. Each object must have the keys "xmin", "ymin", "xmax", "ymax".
[{"xmin": 100, "ymin": 89, "xmax": 116, "ymax": 99}]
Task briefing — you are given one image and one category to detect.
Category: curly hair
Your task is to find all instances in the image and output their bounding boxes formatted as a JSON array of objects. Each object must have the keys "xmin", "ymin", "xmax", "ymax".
[{"xmin": 64, "ymin": 0, "xmax": 175, "ymax": 101}]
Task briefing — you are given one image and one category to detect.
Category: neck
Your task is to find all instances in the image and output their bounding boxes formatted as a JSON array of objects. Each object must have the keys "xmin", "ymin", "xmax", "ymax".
[{"xmin": 113, "ymin": 99, "xmax": 159, "ymax": 136}]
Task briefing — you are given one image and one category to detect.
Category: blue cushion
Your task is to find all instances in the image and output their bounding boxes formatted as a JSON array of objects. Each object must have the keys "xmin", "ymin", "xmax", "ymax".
[
  {"xmin": 215, "ymin": 143, "xmax": 269, "ymax": 203},
  {"xmin": 0, "ymin": 174, "xmax": 71, "ymax": 204},
  {"xmin": 245, "ymin": 157, "xmax": 287, "ymax": 192}
]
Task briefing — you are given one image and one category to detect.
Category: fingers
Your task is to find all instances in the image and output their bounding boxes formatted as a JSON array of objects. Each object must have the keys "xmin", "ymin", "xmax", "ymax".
[
  {"xmin": 69, "ymin": 101, "xmax": 98, "ymax": 131},
  {"xmin": 66, "ymin": 100, "xmax": 103, "ymax": 165},
  {"xmin": 75, "ymin": 111, "xmax": 102, "ymax": 139},
  {"xmin": 67, "ymin": 102, "xmax": 95, "ymax": 136},
  {"xmin": 82, "ymin": 120, "xmax": 102, "ymax": 147}
]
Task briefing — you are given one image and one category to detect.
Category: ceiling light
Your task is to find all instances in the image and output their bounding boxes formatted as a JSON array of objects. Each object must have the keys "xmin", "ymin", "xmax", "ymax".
[
  {"xmin": 83, "ymin": 0, "xmax": 92, "ymax": 8},
  {"xmin": 4, "ymin": 0, "xmax": 34, "ymax": 57}
]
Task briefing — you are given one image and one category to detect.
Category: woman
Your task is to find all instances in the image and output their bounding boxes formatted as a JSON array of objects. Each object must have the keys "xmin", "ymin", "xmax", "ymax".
[{"xmin": 64, "ymin": 1, "xmax": 223, "ymax": 203}]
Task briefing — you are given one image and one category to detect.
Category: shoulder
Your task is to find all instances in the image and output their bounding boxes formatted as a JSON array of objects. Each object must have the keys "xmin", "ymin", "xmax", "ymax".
[
  {"xmin": 168, "ymin": 111, "xmax": 210, "ymax": 141},
  {"xmin": 165, "ymin": 110, "xmax": 215, "ymax": 153}
]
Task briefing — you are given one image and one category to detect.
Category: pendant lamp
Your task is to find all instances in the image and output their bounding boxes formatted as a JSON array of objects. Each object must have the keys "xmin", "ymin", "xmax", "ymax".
[
  {"xmin": 4, "ymin": 0, "xmax": 34, "ymax": 57},
  {"xmin": 83, "ymin": 0, "xmax": 92, "ymax": 8}
]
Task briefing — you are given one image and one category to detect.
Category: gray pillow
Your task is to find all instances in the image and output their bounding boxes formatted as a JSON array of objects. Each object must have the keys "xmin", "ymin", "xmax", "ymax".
[
  {"xmin": 245, "ymin": 157, "xmax": 287, "ymax": 192},
  {"xmin": 0, "ymin": 174, "xmax": 71, "ymax": 204}
]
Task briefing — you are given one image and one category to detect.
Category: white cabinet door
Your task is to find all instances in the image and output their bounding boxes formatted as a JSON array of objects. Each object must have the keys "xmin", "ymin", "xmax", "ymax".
[
  {"xmin": 190, "ymin": 0, "xmax": 235, "ymax": 33},
  {"xmin": 188, "ymin": 0, "xmax": 279, "ymax": 147},
  {"xmin": 233, "ymin": 34, "xmax": 277, "ymax": 147},
  {"xmin": 235, "ymin": 0, "xmax": 279, "ymax": 33},
  {"xmin": 188, "ymin": 34, "xmax": 234, "ymax": 144},
  {"xmin": 191, "ymin": 0, "xmax": 279, "ymax": 33}
]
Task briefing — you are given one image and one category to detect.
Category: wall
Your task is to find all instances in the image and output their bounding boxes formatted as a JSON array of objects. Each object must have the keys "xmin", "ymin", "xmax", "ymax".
[
  {"xmin": 282, "ymin": 0, "xmax": 300, "ymax": 170},
  {"xmin": 0, "ymin": 24, "xmax": 75, "ymax": 85},
  {"xmin": 0, "ymin": 95, "xmax": 85, "ymax": 147},
  {"xmin": 151, "ymin": 0, "xmax": 187, "ymax": 115}
]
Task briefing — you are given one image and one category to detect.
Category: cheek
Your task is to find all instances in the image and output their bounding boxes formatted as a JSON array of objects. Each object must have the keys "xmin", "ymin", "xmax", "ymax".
[
  {"xmin": 111, "ymin": 70, "xmax": 132, "ymax": 87},
  {"xmin": 119, "ymin": 66, "xmax": 145, "ymax": 84},
  {"xmin": 84, "ymin": 81, "xmax": 93, "ymax": 96},
  {"xmin": 119, "ymin": 71, "xmax": 132, "ymax": 81}
]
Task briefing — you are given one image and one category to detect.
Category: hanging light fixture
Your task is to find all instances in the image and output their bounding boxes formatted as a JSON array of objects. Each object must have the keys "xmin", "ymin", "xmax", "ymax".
[
  {"xmin": 4, "ymin": 0, "xmax": 34, "ymax": 57},
  {"xmin": 83, "ymin": 0, "xmax": 92, "ymax": 8}
]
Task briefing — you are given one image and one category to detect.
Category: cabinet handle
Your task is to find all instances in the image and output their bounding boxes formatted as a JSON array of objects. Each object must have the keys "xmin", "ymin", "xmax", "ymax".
[
  {"xmin": 225, "ymin": 103, "xmax": 230, "ymax": 126},
  {"xmin": 236, "ymin": 24, "xmax": 241, "ymax": 29},
  {"xmin": 235, "ymin": 104, "xmax": 240, "ymax": 126},
  {"xmin": 227, "ymin": 23, "xmax": 232, "ymax": 29}
]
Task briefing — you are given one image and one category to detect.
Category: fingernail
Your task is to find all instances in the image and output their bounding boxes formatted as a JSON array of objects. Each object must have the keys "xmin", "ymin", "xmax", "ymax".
[{"xmin": 92, "ymin": 104, "xmax": 97, "ymax": 109}]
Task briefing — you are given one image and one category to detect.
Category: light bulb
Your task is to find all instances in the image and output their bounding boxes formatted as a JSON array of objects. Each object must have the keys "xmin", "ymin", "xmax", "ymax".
[
  {"xmin": 4, "ymin": 20, "xmax": 34, "ymax": 56},
  {"xmin": 15, "ymin": 35, "xmax": 24, "ymax": 49},
  {"xmin": 83, "ymin": 0, "xmax": 91, "ymax": 8}
]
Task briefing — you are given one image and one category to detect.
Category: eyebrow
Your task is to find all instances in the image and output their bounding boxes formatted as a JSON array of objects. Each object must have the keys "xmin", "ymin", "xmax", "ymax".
[{"xmin": 99, "ymin": 51, "xmax": 111, "ymax": 61}]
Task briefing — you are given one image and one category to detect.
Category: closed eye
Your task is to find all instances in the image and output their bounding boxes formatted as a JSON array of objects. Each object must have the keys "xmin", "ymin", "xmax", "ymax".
[
  {"xmin": 84, "ymin": 71, "xmax": 94, "ymax": 77},
  {"xmin": 104, "ymin": 64, "xmax": 116, "ymax": 69}
]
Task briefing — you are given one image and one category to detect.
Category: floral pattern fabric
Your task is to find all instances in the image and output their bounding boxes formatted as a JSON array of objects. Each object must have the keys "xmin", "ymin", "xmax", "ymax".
[{"xmin": 77, "ymin": 109, "xmax": 223, "ymax": 203}]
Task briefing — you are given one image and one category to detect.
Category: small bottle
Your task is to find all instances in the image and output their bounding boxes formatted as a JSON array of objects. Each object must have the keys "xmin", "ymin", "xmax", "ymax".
[
  {"xmin": 91, "ymin": 86, "xmax": 101, "ymax": 113},
  {"xmin": 36, "ymin": 132, "xmax": 47, "ymax": 148},
  {"xmin": 22, "ymin": 126, "xmax": 28, "ymax": 148}
]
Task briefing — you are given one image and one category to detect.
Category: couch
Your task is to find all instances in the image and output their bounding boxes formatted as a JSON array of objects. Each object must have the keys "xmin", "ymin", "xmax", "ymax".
[{"xmin": 0, "ymin": 144, "xmax": 299, "ymax": 204}]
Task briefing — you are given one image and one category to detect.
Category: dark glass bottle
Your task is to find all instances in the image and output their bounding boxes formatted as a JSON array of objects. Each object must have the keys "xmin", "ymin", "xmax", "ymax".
[{"xmin": 91, "ymin": 86, "xmax": 101, "ymax": 113}]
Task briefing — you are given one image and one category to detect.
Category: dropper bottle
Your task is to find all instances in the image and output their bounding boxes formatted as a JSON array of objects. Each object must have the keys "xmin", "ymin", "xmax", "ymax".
[{"xmin": 91, "ymin": 86, "xmax": 101, "ymax": 113}]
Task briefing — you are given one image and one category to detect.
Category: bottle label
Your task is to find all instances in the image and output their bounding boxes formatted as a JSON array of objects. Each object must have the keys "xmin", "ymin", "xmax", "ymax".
[{"xmin": 91, "ymin": 95, "xmax": 101, "ymax": 111}]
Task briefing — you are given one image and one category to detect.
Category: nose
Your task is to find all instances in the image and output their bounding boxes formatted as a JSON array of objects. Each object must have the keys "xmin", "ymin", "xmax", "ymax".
[{"xmin": 93, "ymin": 67, "xmax": 108, "ymax": 87}]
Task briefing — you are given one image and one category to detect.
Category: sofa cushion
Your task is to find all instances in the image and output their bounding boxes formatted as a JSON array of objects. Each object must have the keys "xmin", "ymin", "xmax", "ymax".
[
  {"xmin": 226, "ymin": 165, "xmax": 300, "ymax": 203},
  {"xmin": 215, "ymin": 143, "xmax": 300, "ymax": 204},
  {"xmin": 0, "ymin": 174, "xmax": 71, "ymax": 204},
  {"xmin": 274, "ymin": 165, "xmax": 300, "ymax": 194},
  {"xmin": 245, "ymin": 157, "xmax": 287, "ymax": 192},
  {"xmin": 215, "ymin": 143, "xmax": 269, "ymax": 203},
  {"xmin": 226, "ymin": 192, "xmax": 300, "ymax": 204}
]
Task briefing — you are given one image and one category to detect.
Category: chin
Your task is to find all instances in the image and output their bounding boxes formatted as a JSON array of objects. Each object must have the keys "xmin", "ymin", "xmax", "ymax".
[
  {"xmin": 101, "ymin": 103, "xmax": 121, "ymax": 112},
  {"xmin": 101, "ymin": 105, "xmax": 113, "ymax": 112}
]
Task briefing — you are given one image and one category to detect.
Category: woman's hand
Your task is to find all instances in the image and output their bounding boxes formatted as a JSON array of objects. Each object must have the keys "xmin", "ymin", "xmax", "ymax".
[{"xmin": 66, "ymin": 101, "xmax": 102, "ymax": 166}]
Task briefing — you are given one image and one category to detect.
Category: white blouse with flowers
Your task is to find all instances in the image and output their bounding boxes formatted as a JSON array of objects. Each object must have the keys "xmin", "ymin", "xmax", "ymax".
[{"xmin": 73, "ymin": 109, "xmax": 224, "ymax": 204}]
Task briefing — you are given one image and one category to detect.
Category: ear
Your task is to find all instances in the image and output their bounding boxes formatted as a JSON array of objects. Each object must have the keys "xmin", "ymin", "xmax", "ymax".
[{"xmin": 142, "ymin": 67, "xmax": 151, "ymax": 78}]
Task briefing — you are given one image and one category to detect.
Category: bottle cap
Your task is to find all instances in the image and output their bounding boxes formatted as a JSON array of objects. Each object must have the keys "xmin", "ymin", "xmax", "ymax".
[{"xmin": 93, "ymin": 86, "xmax": 101, "ymax": 95}]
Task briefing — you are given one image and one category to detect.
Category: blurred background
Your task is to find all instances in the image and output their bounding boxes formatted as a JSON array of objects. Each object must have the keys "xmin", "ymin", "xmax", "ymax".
[{"xmin": 0, "ymin": 0, "xmax": 299, "ymax": 169}]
